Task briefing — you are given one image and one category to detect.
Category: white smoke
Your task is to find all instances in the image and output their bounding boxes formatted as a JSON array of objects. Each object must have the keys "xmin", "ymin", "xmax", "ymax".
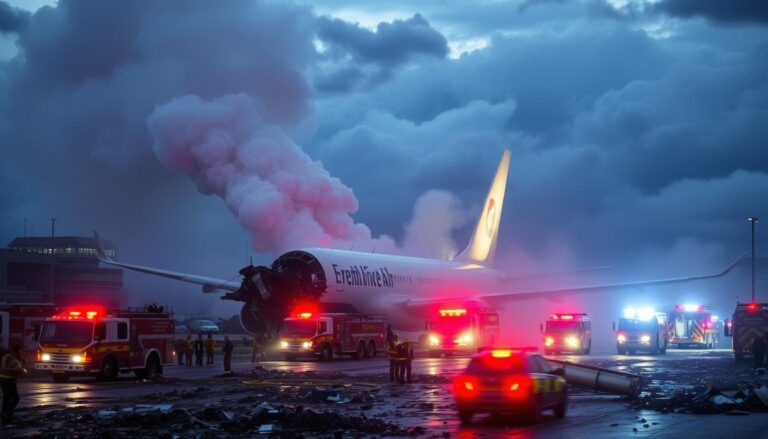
[
  {"xmin": 148, "ymin": 93, "xmax": 397, "ymax": 254},
  {"xmin": 401, "ymin": 190, "xmax": 469, "ymax": 259}
]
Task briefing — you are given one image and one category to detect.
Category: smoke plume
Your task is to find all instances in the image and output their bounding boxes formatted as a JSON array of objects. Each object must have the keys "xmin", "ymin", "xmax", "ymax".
[{"xmin": 148, "ymin": 93, "xmax": 397, "ymax": 254}]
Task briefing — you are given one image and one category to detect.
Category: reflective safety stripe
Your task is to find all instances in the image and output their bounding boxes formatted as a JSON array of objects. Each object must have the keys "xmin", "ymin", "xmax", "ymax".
[{"xmin": 553, "ymin": 379, "xmax": 562, "ymax": 392}]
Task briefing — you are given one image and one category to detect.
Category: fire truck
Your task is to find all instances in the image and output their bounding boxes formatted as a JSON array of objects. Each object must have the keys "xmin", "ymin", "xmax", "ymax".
[
  {"xmin": 0, "ymin": 303, "xmax": 58, "ymax": 367},
  {"xmin": 35, "ymin": 306, "xmax": 175, "ymax": 382},
  {"xmin": 542, "ymin": 313, "xmax": 591, "ymax": 355},
  {"xmin": 667, "ymin": 304, "xmax": 717, "ymax": 349},
  {"xmin": 278, "ymin": 310, "xmax": 387, "ymax": 361},
  {"xmin": 613, "ymin": 308, "xmax": 668, "ymax": 355},
  {"xmin": 426, "ymin": 307, "xmax": 500, "ymax": 357},
  {"xmin": 724, "ymin": 302, "xmax": 768, "ymax": 360}
]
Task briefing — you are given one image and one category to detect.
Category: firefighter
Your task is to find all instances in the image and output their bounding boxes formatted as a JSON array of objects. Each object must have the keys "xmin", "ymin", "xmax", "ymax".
[
  {"xmin": 205, "ymin": 334, "xmax": 215, "ymax": 365},
  {"xmin": 396, "ymin": 338, "xmax": 414, "ymax": 384},
  {"xmin": 185, "ymin": 334, "xmax": 194, "ymax": 366},
  {"xmin": 175, "ymin": 338, "xmax": 185, "ymax": 366},
  {"xmin": 0, "ymin": 345, "xmax": 24, "ymax": 424},
  {"xmin": 753, "ymin": 333, "xmax": 766, "ymax": 369},
  {"xmin": 222, "ymin": 334, "xmax": 234, "ymax": 374},
  {"xmin": 387, "ymin": 334, "xmax": 400, "ymax": 382},
  {"xmin": 194, "ymin": 333, "xmax": 204, "ymax": 366},
  {"xmin": 251, "ymin": 336, "xmax": 264, "ymax": 363}
]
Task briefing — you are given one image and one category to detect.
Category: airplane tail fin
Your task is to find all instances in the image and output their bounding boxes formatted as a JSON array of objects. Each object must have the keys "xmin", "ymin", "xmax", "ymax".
[{"xmin": 455, "ymin": 149, "xmax": 510, "ymax": 265}]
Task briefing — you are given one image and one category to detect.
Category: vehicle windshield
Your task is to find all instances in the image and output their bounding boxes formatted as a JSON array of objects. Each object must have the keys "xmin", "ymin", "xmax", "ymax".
[
  {"xmin": 545, "ymin": 321, "xmax": 580, "ymax": 333},
  {"xmin": 618, "ymin": 318, "xmax": 655, "ymax": 331},
  {"xmin": 282, "ymin": 320, "xmax": 317, "ymax": 336},
  {"xmin": 465, "ymin": 355, "xmax": 526, "ymax": 375},
  {"xmin": 39, "ymin": 321, "xmax": 93, "ymax": 344}
]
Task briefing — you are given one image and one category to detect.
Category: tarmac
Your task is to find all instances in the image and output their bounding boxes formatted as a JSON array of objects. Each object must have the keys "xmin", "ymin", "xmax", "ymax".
[{"xmin": 3, "ymin": 349, "xmax": 767, "ymax": 437}]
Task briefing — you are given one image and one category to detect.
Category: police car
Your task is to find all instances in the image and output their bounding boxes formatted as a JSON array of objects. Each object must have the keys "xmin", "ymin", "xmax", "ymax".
[{"xmin": 453, "ymin": 348, "xmax": 567, "ymax": 424}]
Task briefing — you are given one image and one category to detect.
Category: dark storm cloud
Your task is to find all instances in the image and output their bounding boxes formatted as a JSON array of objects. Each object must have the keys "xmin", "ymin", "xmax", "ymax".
[
  {"xmin": 655, "ymin": 0, "xmax": 768, "ymax": 25},
  {"xmin": 317, "ymin": 13, "xmax": 448, "ymax": 66},
  {"xmin": 0, "ymin": 0, "xmax": 317, "ymax": 313},
  {"xmin": 0, "ymin": 1, "xmax": 28, "ymax": 34}
]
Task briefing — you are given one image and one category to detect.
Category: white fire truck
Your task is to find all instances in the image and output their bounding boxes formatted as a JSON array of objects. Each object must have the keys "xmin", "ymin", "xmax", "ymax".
[
  {"xmin": 278, "ymin": 308, "xmax": 387, "ymax": 361},
  {"xmin": 36, "ymin": 306, "xmax": 175, "ymax": 382},
  {"xmin": 542, "ymin": 313, "xmax": 591, "ymax": 355}
]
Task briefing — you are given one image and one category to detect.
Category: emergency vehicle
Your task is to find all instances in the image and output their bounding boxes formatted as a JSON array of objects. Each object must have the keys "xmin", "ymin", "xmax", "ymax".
[
  {"xmin": 453, "ymin": 348, "xmax": 567, "ymax": 424},
  {"xmin": 542, "ymin": 313, "xmax": 591, "ymax": 355},
  {"xmin": 35, "ymin": 306, "xmax": 175, "ymax": 382},
  {"xmin": 667, "ymin": 304, "xmax": 717, "ymax": 349},
  {"xmin": 426, "ymin": 308, "xmax": 500, "ymax": 357},
  {"xmin": 0, "ymin": 303, "xmax": 58, "ymax": 367},
  {"xmin": 724, "ymin": 302, "xmax": 768, "ymax": 360},
  {"xmin": 613, "ymin": 308, "xmax": 668, "ymax": 355},
  {"xmin": 278, "ymin": 309, "xmax": 387, "ymax": 361}
]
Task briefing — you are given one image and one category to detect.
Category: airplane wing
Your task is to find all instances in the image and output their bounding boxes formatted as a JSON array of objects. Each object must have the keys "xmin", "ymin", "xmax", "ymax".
[
  {"xmin": 94, "ymin": 232, "xmax": 240, "ymax": 293},
  {"xmin": 403, "ymin": 254, "xmax": 747, "ymax": 308}
]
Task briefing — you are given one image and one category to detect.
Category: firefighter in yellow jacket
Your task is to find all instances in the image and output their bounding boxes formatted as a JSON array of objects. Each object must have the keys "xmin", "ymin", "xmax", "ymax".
[{"xmin": 0, "ymin": 345, "xmax": 24, "ymax": 424}]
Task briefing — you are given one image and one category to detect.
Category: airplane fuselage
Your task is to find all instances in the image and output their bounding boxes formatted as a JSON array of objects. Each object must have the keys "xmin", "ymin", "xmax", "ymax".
[{"xmin": 299, "ymin": 247, "xmax": 502, "ymax": 330}]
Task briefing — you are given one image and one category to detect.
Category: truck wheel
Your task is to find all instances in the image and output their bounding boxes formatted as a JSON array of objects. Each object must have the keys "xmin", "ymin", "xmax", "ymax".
[
  {"xmin": 320, "ymin": 344, "xmax": 333, "ymax": 361},
  {"xmin": 366, "ymin": 340, "xmax": 376, "ymax": 358},
  {"xmin": 52, "ymin": 373, "xmax": 69, "ymax": 383},
  {"xmin": 146, "ymin": 353, "xmax": 161, "ymax": 377},
  {"xmin": 458, "ymin": 410, "xmax": 473, "ymax": 424},
  {"xmin": 355, "ymin": 341, "xmax": 365, "ymax": 359},
  {"xmin": 99, "ymin": 356, "xmax": 119, "ymax": 381}
]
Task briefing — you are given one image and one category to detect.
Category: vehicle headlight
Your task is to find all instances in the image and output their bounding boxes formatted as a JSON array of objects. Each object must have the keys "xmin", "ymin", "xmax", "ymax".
[
  {"xmin": 302, "ymin": 341, "xmax": 312, "ymax": 349},
  {"xmin": 279, "ymin": 340, "xmax": 289, "ymax": 349},
  {"xmin": 565, "ymin": 336, "xmax": 579, "ymax": 347},
  {"xmin": 640, "ymin": 335, "xmax": 651, "ymax": 343},
  {"xmin": 544, "ymin": 337, "xmax": 554, "ymax": 346},
  {"xmin": 617, "ymin": 334, "xmax": 626, "ymax": 343},
  {"xmin": 42, "ymin": 353, "xmax": 51, "ymax": 362},
  {"xmin": 71, "ymin": 354, "xmax": 84, "ymax": 363},
  {"xmin": 429, "ymin": 335, "xmax": 440, "ymax": 346},
  {"xmin": 455, "ymin": 333, "xmax": 473, "ymax": 345}
]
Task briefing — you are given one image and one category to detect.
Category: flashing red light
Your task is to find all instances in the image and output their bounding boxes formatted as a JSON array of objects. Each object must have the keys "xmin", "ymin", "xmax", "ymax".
[
  {"xmin": 297, "ymin": 312, "xmax": 313, "ymax": 319},
  {"xmin": 453, "ymin": 376, "xmax": 480, "ymax": 399},
  {"xmin": 56, "ymin": 308, "xmax": 101, "ymax": 320},
  {"xmin": 550, "ymin": 314, "xmax": 577, "ymax": 320},
  {"xmin": 748, "ymin": 303, "xmax": 758, "ymax": 312},
  {"xmin": 560, "ymin": 315, "xmax": 574, "ymax": 320},
  {"xmin": 440, "ymin": 309, "xmax": 467, "ymax": 317},
  {"xmin": 491, "ymin": 349, "xmax": 512, "ymax": 358}
]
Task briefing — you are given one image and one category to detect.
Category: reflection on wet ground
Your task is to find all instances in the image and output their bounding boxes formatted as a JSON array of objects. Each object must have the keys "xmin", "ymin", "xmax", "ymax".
[{"xmin": 8, "ymin": 350, "xmax": 768, "ymax": 437}]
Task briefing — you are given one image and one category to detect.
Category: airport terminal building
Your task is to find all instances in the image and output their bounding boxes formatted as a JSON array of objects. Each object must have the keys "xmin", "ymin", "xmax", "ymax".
[{"xmin": 0, "ymin": 236, "xmax": 122, "ymax": 307}]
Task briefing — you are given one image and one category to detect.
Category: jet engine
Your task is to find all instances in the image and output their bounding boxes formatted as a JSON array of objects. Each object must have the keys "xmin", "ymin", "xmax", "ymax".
[{"xmin": 230, "ymin": 251, "xmax": 326, "ymax": 338}]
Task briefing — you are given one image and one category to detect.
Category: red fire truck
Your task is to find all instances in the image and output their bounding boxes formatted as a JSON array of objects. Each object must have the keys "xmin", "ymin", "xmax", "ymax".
[
  {"xmin": 35, "ymin": 306, "xmax": 175, "ymax": 382},
  {"xmin": 426, "ymin": 307, "xmax": 500, "ymax": 357},
  {"xmin": 724, "ymin": 302, "xmax": 768, "ymax": 360},
  {"xmin": 278, "ymin": 310, "xmax": 387, "ymax": 361},
  {"xmin": 0, "ymin": 303, "xmax": 58, "ymax": 367}
]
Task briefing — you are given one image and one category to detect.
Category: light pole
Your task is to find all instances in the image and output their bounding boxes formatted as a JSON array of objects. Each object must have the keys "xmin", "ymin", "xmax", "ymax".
[
  {"xmin": 748, "ymin": 217, "xmax": 759, "ymax": 303},
  {"xmin": 50, "ymin": 217, "xmax": 57, "ymax": 300}
]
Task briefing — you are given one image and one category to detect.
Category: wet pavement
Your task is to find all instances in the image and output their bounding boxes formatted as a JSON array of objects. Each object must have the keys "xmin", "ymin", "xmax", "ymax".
[{"xmin": 4, "ymin": 349, "xmax": 768, "ymax": 437}]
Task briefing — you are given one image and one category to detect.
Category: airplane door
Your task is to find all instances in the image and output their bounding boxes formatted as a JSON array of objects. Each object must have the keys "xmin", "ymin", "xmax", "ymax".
[{"xmin": 0, "ymin": 312, "xmax": 8, "ymax": 350}]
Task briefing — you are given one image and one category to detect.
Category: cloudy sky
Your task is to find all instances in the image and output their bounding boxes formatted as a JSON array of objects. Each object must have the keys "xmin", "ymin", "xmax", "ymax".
[{"xmin": 1, "ymin": 0, "xmax": 766, "ymax": 325}]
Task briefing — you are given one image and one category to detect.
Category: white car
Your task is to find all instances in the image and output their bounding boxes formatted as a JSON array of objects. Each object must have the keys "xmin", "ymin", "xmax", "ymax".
[{"xmin": 188, "ymin": 319, "xmax": 220, "ymax": 334}]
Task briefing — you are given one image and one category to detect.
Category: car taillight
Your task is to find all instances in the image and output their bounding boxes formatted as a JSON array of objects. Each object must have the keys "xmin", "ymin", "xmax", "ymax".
[
  {"xmin": 453, "ymin": 376, "xmax": 480, "ymax": 399},
  {"xmin": 503, "ymin": 376, "xmax": 531, "ymax": 398}
]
